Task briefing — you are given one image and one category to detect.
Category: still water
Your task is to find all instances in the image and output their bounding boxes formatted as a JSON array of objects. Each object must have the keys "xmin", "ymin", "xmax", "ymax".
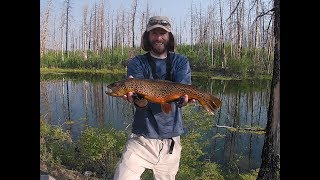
[{"xmin": 40, "ymin": 72, "xmax": 270, "ymax": 173}]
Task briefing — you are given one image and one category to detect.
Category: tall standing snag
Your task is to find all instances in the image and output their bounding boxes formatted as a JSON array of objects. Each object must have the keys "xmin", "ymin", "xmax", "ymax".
[{"xmin": 257, "ymin": 0, "xmax": 280, "ymax": 179}]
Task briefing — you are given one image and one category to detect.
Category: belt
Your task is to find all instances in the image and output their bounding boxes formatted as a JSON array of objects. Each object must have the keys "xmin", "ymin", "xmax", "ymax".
[
  {"xmin": 131, "ymin": 134, "xmax": 175, "ymax": 154},
  {"xmin": 168, "ymin": 137, "xmax": 175, "ymax": 154}
]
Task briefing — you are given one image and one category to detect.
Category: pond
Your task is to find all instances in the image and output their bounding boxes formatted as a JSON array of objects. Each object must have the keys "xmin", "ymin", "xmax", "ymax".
[{"xmin": 40, "ymin": 72, "xmax": 270, "ymax": 173}]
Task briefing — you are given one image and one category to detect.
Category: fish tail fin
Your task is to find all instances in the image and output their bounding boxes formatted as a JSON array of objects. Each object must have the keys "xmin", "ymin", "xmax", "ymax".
[
  {"xmin": 198, "ymin": 93, "xmax": 222, "ymax": 115},
  {"xmin": 161, "ymin": 103, "xmax": 172, "ymax": 114}
]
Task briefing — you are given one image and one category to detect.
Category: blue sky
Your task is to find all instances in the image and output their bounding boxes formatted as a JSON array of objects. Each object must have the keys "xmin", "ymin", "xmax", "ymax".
[
  {"xmin": 40, "ymin": 0, "xmax": 273, "ymax": 47},
  {"xmin": 40, "ymin": 0, "xmax": 214, "ymax": 28},
  {"xmin": 40, "ymin": 0, "xmax": 217, "ymax": 45}
]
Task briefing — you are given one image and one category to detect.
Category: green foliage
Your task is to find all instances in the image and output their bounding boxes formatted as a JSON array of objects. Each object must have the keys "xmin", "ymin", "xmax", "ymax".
[
  {"xmin": 176, "ymin": 106, "xmax": 225, "ymax": 179},
  {"xmin": 74, "ymin": 127, "xmax": 127, "ymax": 178},
  {"xmin": 222, "ymin": 169, "xmax": 259, "ymax": 180},
  {"xmin": 177, "ymin": 131, "xmax": 225, "ymax": 179},
  {"xmin": 41, "ymin": 51, "xmax": 61, "ymax": 68},
  {"xmin": 180, "ymin": 132, "xmax": 205, "ymax": 167},
  {"xmin": 141, "ymin": 169, "xmax": 154, "ymax": 180},
  {"xmin": 176, "ymin": 45, "xmax": 199, "ymax": 67},
  {"xmin": 77, "ymin": 127, "xmax": 126, "ymax": 161},
  {"xmin": 239, "ymin": 169, "xmax": 259, "ymax": 180},
  {"xmin": 199, "ymin": 162, "xmax": 225, "ymax": 180},
  {"xmin": 40, "ymin": 118, "xmax": 55, "ymax": 164},
  {"xmin": 182, "ymin": 105, "xmax": 214, "ymax": 132},
  {"xmin": 40, "ymin": 117, "xmax": 127, "ymax": 179},
  {"xmin": 178, "ymin": 165, "xmax": 198, "ymax": 180},
  {"xmin": 40, "ymin": 109, "xmax": 258, "ymax": 179},
  {"xmin": 227, "ymin": 57, "xmax": 251, "ymax": 77},
  {"xmin": 40, "ymin": 68, "xmax": 126, "ymax": 84},
  {"xmin": 40, "ymin": 47, "xmax": 141, "ymax": 70},
  {"xmin": 41, "ymin": 43, "xmax": 273, "ymax": 79},
  {"xmin": 40, "ymin": 117, "xmax": 74, "ymax": 166}
]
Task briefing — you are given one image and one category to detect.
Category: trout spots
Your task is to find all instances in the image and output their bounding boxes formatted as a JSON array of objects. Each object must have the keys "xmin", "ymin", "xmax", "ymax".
[{"xmin": 106, "ymin": 78, "xmax": 222, "ymax": 114}]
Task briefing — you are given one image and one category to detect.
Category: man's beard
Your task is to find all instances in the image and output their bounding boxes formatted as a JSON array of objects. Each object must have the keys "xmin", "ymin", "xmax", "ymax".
[{"xmin": 150, "ymin": 41, "xmax": 168, "ymax": 55}]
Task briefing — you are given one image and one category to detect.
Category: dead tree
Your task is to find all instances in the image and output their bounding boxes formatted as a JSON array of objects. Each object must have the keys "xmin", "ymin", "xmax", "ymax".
[
  {"xmin": 40, "ymin": 0, "xmax": 52, "ymax": 58},
  {"xmin": 236, "ymin": 0, "xmax": 244, "ymax": 60},
  {"xmin": 219, "ymin": 0, "xmax": 226, "ymax": 68},
  {"xmin": 131, "ymin": 0, "xmax": 138, "ymax": 48},
  {"xmin": 64, "ymin": 0, "xmax": 72, "ymax": 57},
  {"xmin": 82, "ymin": 5, "xmax": 88, "ymax": 60},
  {"xmin": 257, "ymin": 0, "xmax": 280, "ymax": 178},
  {"xmin": 98, "ymin": 0, "xmax": 105, "ymax": 53}
]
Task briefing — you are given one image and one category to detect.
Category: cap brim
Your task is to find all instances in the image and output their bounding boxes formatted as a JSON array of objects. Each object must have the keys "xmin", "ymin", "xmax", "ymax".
[{"xmin": 147, "ymin": 24, "xmax": 171, "ymax": 32}]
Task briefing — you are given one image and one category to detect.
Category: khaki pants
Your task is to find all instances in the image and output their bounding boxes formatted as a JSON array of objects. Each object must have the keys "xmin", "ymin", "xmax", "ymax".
[{"xmin": 113, "ymin": 134, "xmax": 182, "ymax": 180}]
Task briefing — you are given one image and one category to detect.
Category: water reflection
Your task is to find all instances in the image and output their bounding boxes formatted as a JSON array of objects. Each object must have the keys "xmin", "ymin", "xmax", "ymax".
[{"xmin": 40, "ymin": 73, "xmax": 270, "ymax": 173}]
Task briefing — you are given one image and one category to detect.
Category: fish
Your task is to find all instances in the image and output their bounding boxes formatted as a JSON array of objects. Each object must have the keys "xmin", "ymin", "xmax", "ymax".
[{"xmin": 105, "ymin": 78, "xmax": 222, "ymax": 115}]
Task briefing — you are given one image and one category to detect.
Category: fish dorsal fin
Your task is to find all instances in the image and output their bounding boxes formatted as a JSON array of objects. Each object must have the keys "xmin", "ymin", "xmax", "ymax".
[{"xmin": 161, "ymin": 103, "xmax": 172, "ymax": 114}]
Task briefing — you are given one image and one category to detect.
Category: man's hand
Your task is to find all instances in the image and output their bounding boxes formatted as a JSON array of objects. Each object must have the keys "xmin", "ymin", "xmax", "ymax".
[
  {"xmin": 122, "ymin": 75, "xmax": 148, "ymax": 108},
  {"xmin": 177, "ymin": 94, "xmax": 196, "ymax": 108}
]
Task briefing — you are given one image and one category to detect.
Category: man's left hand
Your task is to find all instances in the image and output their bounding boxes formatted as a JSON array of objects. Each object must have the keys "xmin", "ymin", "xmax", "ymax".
[{"xmin": 177, "ymin": 95, "xmax": 196, "ymax": 107}]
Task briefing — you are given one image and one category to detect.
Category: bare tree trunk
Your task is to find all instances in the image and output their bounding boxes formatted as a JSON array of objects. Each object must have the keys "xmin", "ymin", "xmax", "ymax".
[
  {"xmin": 111, "ymin": 11, "xmax": 114, "ymax": 63},
  {"xmin": 219, "ymin": 0, "xmax": 226, "ymax": 68},
  {"xmin": 207, "ymin": 4, "xmax": 215, "ymax": 67},
  {"xmin": 121, "ymin": 10, "xmax": 125, "ymax": 56},
  {"xmin": 228, "ymin": 0, "xmax": 234, "ymax": 60},
  {"xmin": 106, "ymin": 10, "xmax": 110, "ymax": 52},
  {"xmin": 199, "ymin": 2, "xmax": 203, "ymax": 45},
  {"xmin": 99, "ymin": 0, "xmax": 105, "ymax": 53},
  {"xmin": 236, "ymin": 0, "xmax": 244, "ymax": 60},
  {"xmin": 247, "ymin": 1, "xmax": 252, "ymax": 51},
  {"xmin": 145, "ymin": 0, "xmax": 150, "ymax": 23},
  {"xmin": 140, "ymin": 12, "xmax": 145, "ymax": 53},
  {"xmin": 53, "ymin": 15, "xmax": 58, "ymax": 56},
  {"xmin": 71, "ymin": 29, "xmax": 75, "ymax": 52},
  {"xmin": 257, "ymin": 0, "xmax": 280, "ymax": 178},
  {"xmin": 40, "ymin": 0, "xmax": 52, "ymax": 58},
  {"xmin": 82, "ymin": 5, "xmax": 88, "ymax": 60},
  {"xmin": 93, "ymin": 3, "xmax": 97, "ymax": 53},
  {"xmin": 266, "ymin": 15, "xmax": 274, "ymax": 74},
  {"xmin": 131, "ymin": 0, "xmax": 138, "ymax": 48},
  {"xmin": 190, "ymin": 2, "xmax": 194, "ymax": 49},
  {"xmin": 59, "ymin": 8, "xmax": 65, "ymax": 62},
  {"xmin": 88, "ymin": 11, "xmax": 93, "ymax": 51},
  {"xmin": 65, "ymin": 0, "xmax": 71, "ymax": 58},
  {"xmin": 253, "ymin": 0, "xmax": 260, "ymax": 68},
  {"xmin": 267, "ymin": 34, "xmax": 274, "ymax": 74}
]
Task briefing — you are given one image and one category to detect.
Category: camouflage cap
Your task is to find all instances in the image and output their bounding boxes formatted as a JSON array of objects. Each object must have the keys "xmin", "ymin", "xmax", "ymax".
[{"xmin": 146, "ymin": 16, "xmax": 171, "ymax": 32}]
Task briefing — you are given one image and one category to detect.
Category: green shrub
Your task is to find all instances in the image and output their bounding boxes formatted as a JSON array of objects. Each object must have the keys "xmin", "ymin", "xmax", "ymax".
[
  {"xmin": 75, "ymin": 127, "xmax": 127, "ymax": 178},
  {"xmin": 40, "ymin": 118, "xmax": 73, "ymax": 166}
]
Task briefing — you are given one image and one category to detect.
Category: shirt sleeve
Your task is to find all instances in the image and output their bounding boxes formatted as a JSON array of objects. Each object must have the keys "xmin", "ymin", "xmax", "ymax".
[
  {"xmin": 127, "ymin": 56, "xmax": 146, "ymax": 79},
  {"xmin": 173, "ymin": 55, "xmax": 192, "ymax": 85},
  {"xmin": 126, "ymin": 56, "xmax": 149, "ymax": 109}
]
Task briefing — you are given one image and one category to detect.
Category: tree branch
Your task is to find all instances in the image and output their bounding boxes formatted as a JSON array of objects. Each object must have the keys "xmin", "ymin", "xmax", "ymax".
[
  {"xmin": 213, "ymin": 124, "xmax": 265, "ymax": 132},
  {"xmin": 252, "ymin": 8, "xmax": 275, "ymax": 24}
]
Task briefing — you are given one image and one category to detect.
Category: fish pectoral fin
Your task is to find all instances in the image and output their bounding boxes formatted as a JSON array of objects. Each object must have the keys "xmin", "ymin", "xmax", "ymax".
[{"xmin": 161, "ymin": 103, "xmax": 172, "ymax": 114}]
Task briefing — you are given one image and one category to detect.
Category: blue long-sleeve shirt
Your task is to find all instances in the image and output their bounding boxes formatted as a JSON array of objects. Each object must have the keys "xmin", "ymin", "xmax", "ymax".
[{"xmin": 127, "ymin": 52, "xmax": 191, "ymax": 139}]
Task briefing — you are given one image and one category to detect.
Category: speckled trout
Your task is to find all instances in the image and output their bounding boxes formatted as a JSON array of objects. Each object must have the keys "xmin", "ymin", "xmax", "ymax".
[{"xmin": 105, "ymin": 78, "xmax": 222, "ymax": 115}]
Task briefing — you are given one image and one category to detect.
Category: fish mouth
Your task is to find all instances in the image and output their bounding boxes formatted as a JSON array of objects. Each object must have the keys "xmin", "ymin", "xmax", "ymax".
[
  {"xmin": 105, "ymin": 87, "xmax": 113, "ymax": 95},
  {"xmin": 105, "ymin": 86, "xmax": 122, "ymax": 97}
]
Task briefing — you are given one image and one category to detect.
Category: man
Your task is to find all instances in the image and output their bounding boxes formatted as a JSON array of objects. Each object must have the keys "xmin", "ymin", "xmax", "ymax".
[{"xmin": 113, "ymin": 16, "xmax": 194, "ymax": 180}]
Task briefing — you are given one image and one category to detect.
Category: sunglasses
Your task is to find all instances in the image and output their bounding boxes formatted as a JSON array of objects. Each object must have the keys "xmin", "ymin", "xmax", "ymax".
[{"xmin": 148, "ymin": 20, "xmax": 171, "ymax": 27}]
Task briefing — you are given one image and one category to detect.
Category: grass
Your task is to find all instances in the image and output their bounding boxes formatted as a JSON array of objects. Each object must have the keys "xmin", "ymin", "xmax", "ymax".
[
  {"xmin": 40, "ymin": 67, "xmax": 126, "ymax": 75},
  {"xmin": 41, "ymin": 67, "xmax": 271, "ymax": 81},
  {"xmin": 40, "ymin": 113, "xmax": 260, "ymax": 180}
]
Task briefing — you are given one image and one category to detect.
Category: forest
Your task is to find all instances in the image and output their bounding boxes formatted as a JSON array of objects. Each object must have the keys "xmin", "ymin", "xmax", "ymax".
[{"xmin": 40, "ymin": 0, "xmax": 274, "ymax": 78}]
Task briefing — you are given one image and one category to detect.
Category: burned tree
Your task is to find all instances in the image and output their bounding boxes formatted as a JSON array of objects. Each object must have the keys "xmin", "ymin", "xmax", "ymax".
[{"xmin": 257, "ymin": 0, "xmax": 280, "ymax": 179}]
